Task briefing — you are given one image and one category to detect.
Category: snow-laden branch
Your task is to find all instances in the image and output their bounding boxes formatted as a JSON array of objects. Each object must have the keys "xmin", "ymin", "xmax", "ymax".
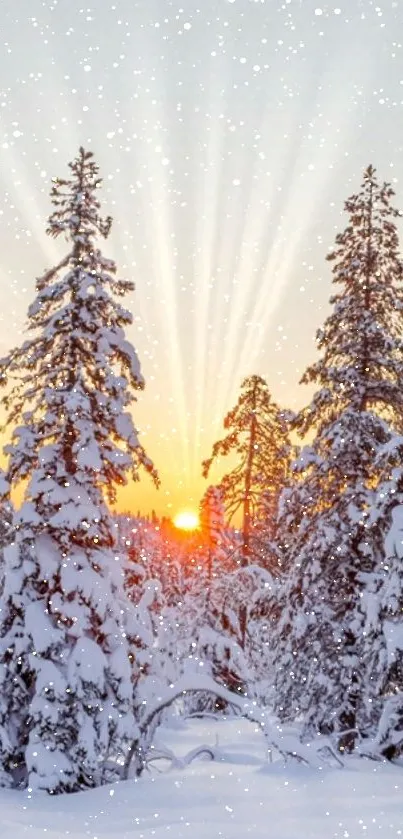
[
  {"xmin": 147, "ymin": 743, "xmax": 217, "ymax": 771},
  {"xmin": 36, "ymin": 252, "xmax": 73, "ymax": 289},
  {"xmin": 122, "ymin": 673, "xmax": 342, "ymax": 780}
]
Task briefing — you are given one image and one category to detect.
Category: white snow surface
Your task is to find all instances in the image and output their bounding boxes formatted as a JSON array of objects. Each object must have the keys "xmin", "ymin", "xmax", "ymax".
[
  {"xmin": 384, "ymin": 504, "xmax": 403, "ymax": 558},
  {"xmin": 1, "ymin": 717, "xmax": 402, "ymax": 839},
  {"xmin": 384, "ymin": 620, "xmax": 403, "ymax": 661}
]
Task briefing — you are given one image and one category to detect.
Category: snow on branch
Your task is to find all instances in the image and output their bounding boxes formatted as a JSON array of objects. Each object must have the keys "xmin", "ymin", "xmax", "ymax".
[{"xmin": 122, "ymin": 673, "xmax": 342, "ymax": 780}]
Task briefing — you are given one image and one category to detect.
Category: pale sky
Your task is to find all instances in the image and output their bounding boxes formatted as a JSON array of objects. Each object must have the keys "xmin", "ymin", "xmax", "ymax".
[{"xmin": 0, "ymin": 0, "xmax": 402, "ymax": 517}]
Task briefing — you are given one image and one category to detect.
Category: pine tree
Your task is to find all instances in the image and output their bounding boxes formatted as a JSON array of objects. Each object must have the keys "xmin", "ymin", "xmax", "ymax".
[
  {"xmin": 273, "ymin": 165, "xmax": 403, "ymax": 752},
  {"xmin": 360, "ymin": 443, "xmax": 403, "ymax": 759},
  {"xmin": 202, "ymin": 375, "xmax": 290, "ymax": 645},
  {"xmin": 0, "ymin": 147, "xmax": 158, "ymax": 792}
]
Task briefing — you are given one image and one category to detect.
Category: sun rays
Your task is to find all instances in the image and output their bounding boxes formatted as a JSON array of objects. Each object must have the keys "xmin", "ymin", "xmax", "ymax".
[{"xmin": 0, "ymin": 0, "xmax": 399, "ymax": 515}]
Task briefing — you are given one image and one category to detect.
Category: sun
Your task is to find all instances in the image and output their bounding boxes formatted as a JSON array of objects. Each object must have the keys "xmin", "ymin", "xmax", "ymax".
[{"xmin": 173, "ymin": 510, "xmax": 200, "ymax": 531}]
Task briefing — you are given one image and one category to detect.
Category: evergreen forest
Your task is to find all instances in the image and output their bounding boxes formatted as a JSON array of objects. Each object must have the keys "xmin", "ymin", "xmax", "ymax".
[{"xmin": 0, "ymin": 150, "xmax": 402, "ymax": 793}]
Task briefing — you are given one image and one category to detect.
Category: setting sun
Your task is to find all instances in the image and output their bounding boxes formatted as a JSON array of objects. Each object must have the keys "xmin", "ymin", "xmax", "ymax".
[{"xmin": 173, "ymin": 510, "xmax": 200, "ymax": 531}]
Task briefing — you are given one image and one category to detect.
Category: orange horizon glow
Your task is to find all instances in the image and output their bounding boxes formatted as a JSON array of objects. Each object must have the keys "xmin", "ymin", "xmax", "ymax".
[{"xmin": 173, "ymin": 510, "xmax": 200, "ymax": 531}]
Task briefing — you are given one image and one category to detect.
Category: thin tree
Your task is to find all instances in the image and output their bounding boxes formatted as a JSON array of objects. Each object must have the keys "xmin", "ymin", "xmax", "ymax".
[
  {"xmin": 0, "ymin": 147, "xmax": 158, "ymax": 792},
  {"xmin": 202, "ymin": 375, "xmax": 290, "ymax": 645}
]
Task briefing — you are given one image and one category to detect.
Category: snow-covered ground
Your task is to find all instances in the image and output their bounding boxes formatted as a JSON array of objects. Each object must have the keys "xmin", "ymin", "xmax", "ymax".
[{"xmin": 2, "ymin": 718, "xmax": 403, "ymax": 839}]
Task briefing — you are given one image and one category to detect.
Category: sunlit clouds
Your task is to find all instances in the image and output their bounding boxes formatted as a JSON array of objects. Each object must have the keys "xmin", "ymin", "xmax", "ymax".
[{"xmin": 0, "ymin": 0, "xmax": 402, "ymax": 514}]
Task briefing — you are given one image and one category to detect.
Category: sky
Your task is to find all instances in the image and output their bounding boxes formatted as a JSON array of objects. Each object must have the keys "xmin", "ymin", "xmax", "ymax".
[{"xmin": 0, "ymin": 0, "xmax": 402, "ymax": 518}]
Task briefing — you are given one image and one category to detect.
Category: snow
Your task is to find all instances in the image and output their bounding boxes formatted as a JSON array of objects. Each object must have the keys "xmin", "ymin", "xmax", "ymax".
[
  {"xmin": 25, "ymin": 601, "xmax": 63, "ymax": 653},
  {"xmin": 69, "ymin": 637, "xmax": 108, "ymax": 687},
  {"xmin": 384, "ymin": 620, "xmax": 403, "ymax": 662},
  {"xmin": 385, "ymin": 504, "xmax": 403, "ymax": 558},
  {"xmin": 1, "ymin": 717, "xmax": 402, "ymax": 839}
]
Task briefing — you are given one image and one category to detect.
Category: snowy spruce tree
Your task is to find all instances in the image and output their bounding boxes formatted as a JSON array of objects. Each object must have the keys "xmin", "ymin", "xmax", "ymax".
[
  {"xmin": 273, "ymin": 165, "xmax": 403, "ymax": 753},
  {"xmin": 360, "ymin": 442, "xmax": 403, "ymax": 758},
  {"xmin": 0, "ymin": 147, "xmax": 158, "ymax": 792},
  {"xmin": 203, "ymin": 374, "xmax": 290, "ymax": 645}
]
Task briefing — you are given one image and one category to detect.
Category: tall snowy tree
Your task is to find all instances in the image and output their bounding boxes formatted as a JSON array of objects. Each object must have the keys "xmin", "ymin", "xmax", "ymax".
[
  {"xmin": 202, "ymin": 375, "xmax": 290, "ymax": 645},
  {"xmin": 360, "ymin": 438, "xmax": 403, "ymax": 759},
  {"xmin": 0, "ymin": 147, "xmax": 158, "ymax": 792},
  {"xmin": 273, "ymin": 165, "xmax": 403, "ymax": 753}
]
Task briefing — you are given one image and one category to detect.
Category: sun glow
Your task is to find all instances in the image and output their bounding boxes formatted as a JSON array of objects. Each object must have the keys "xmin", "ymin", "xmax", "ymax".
[
  {"xmin": 173, "ymin": 510, "xmax": 200, "ymax": 531},
  {"xmin": 0, "ymin": 1, "xmax": 387, "ymax": 520}
]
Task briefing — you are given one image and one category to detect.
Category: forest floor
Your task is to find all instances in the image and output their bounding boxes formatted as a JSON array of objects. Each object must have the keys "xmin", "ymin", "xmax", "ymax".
[{"xmin": 1, "ymin": 717, "xmax": 403, "ymax": 838}]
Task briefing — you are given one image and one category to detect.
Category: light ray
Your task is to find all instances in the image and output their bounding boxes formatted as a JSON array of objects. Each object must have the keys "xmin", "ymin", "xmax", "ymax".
[
  {"xmin": 192, "ymin": 57, "xmax": 230, "ymax": 479},
  {"xmin": 0, "ymin": 140, "xmax": 61, "ymax": 270},
  {"xmin": 208, "ymin": 92, "xmax": 318, "ymax": 435},
  {"xmin": 237, "ymin": 57, "xmax": 378, "ymax": 378},
  {"xmin": 0, "ymin": 0, "xmax": 400, "ymax": 517},
  {"xmin": 142, "ymin": 47, "xmax": 191, "ymax": 484}
]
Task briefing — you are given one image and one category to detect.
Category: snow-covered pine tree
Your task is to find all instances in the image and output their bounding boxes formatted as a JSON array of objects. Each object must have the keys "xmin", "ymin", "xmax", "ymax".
[
  {"xmin": 0, "ymin": 147, "xmax": 158, "ymax": 793},
  {"xmin": 202, "ymin": 375, "xmax": 290, "ymax": 645},
  {"xmin": 359, "ymin": 436, "xmax": 403, "ymax": 759},
  {"xmin": 360, "ymin": 503, "xmax": 403, "ymax": 759},
  {"xmin": 273, "ymin": 165, "xmax": 403, "ymax": 753}
]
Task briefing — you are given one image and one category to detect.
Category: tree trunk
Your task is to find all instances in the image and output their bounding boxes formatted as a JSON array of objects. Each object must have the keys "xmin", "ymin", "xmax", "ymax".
[{"xmin": 338, "ymin": 629, "xmax": 359, "ymax": 753}]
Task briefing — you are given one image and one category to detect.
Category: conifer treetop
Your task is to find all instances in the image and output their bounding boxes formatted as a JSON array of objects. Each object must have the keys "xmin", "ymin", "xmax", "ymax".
[
  {"xmin": 202, "ymin": 375, "xmax": 290, "ymax": 522},
  {"xmin": 296, "ymin": 163, "xmax": 403, "ymax": 439},
  {"xmin": 47, "ymin": 146, "xmax": 112, "ymax": 246}
]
